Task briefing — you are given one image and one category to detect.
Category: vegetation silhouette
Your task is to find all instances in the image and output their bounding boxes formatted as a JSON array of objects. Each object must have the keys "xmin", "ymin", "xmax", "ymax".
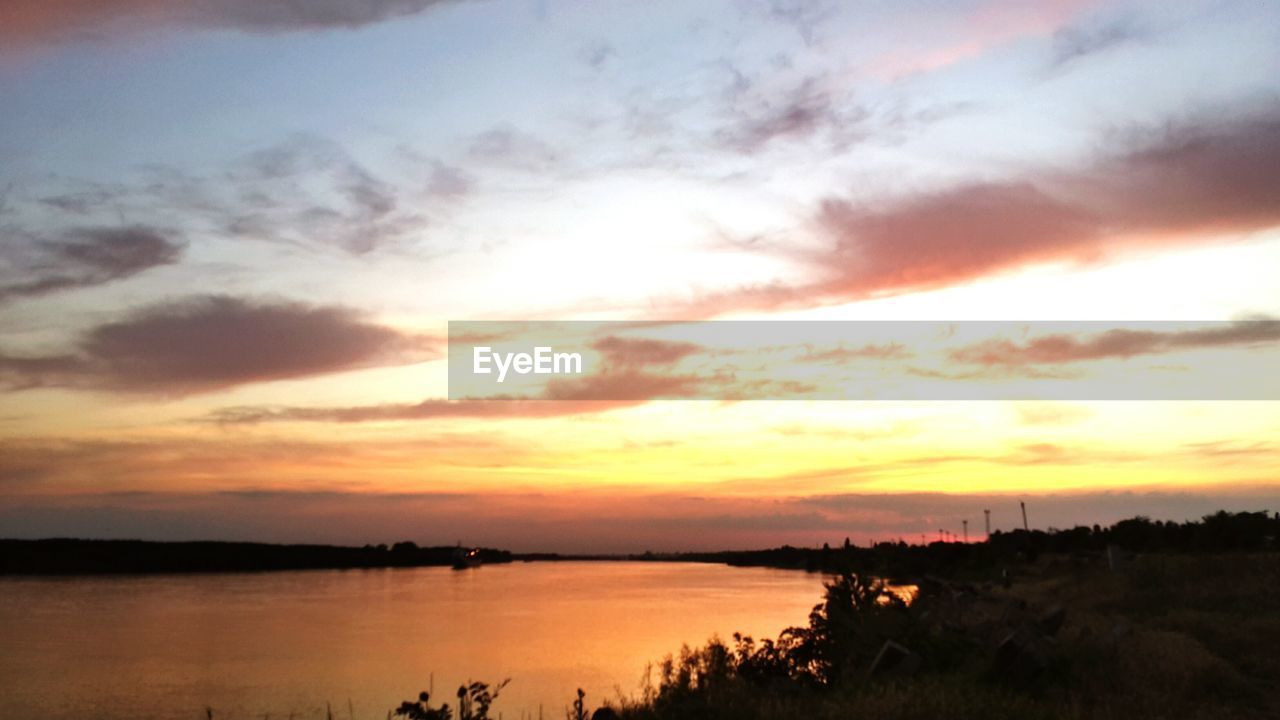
[
  {"xmin": 374, "ymin": 511, "xmax": 1280, "ymax": 720},
  {"xmin": 0, "ymin": 538, "xmax": 513, "ymax": 575},
  {"xmin": 393, "ymin": 680, "xmax": 509, "ymax": 720},
  {"xmin": 643, "ymin": 510, "xmax": 1280, "ymax": 578}
]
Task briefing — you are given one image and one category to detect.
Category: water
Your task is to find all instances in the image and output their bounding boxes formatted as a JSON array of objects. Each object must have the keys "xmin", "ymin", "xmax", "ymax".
[{"xmin": 0, "ymin": 562, "xmax": 826, "ymax": 719}]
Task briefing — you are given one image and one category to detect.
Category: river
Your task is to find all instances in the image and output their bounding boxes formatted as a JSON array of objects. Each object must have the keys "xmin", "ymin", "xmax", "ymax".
[{"xmin": 0, "ymin": 561, "xmax": 827, "ymax": 719}]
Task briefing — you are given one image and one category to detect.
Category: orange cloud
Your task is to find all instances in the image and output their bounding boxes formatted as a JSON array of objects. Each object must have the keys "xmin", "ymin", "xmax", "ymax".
[
  {"xmin": 950, "ymin": 320, "xmax": 1280, "ymax": 366},
  {"xmin": 687, "ymin": 109, "xmax": 1280, "ymax": 316}
]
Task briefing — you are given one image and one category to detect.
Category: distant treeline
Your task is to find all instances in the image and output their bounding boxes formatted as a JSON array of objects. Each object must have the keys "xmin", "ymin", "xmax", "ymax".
[
  {"xmin": 3, "ymin": 511, "xmax": 1275, "ymax": 576},
  {"xmin": 0, "ymin": 539, "xmax": 513, "ymax": 575},
  {"xmin": 635, "ymin": 510, "xmax": 1280, "ymax": 577}
]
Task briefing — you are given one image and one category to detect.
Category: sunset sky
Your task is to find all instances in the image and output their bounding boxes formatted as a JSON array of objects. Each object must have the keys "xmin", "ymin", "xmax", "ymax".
[{"xmin": 1, "ymin": 0, "xmax": 1278, "ymax": 552}]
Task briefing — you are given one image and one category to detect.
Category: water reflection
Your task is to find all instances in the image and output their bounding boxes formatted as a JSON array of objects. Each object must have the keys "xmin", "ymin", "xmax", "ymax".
[{"xmin": 0, "ymin": 562, "xmax": 825, "ymax": 719}]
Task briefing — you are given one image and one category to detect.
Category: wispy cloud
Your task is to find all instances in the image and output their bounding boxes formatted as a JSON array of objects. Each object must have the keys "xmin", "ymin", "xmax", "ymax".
[
  {"xmin": 951, "ymin": 319, "xmax": 1280, "ymax": 366},
  {"xmin": 0, "ymin": 225, "xmax": 182, "ymax": 302},
  {"xmin": 206, "ymin": 398, "xmax": 638, "ymax": 424},
  {"xmin": 1049, "ymin": 15, "xmax": 1146, "ymax": 68},
  {"xmin": 714, "ymin": 76, "xmax": 861, "ymax": 154},
  {"xmin": 466, "ymin": 126, "xmax": 564, "ymax": 173},
  {"xmin": 8, "ymin": 135, "xmax": 429, "ymax": 257}
]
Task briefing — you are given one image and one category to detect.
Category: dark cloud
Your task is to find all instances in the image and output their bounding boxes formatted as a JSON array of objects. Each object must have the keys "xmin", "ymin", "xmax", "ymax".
[
  {"xmin": 0, "ymin": 354, "xmax": 83, "ymax": 392},
  {"xmin": 0, "ymin": 295, "xmax": 433, "ymax": 394},
  {"xmin": 0, "ymin": 0, "xmax": 464, "ymax": 53},
  {"xmin": 1082, "ymin": 114, "xmax": 1280, "ymax": 234},
  {"xmin": 950, "ymin": 319, "xmax": 1280, "ymax": 366},
  {"xmin": 0, "ymin": 225, "xmax": 182, "ymax": 302}
]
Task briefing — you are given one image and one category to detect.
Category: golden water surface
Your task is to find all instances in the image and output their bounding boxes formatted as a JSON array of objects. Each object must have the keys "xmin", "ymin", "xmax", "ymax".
[{"xmin": 0, "ymin": 561, "xmax": 827, "ymax": 719}]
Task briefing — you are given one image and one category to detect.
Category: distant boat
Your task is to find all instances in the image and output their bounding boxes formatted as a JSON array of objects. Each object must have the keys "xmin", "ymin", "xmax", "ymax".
[{"xmin": 452, "ymin": 546, "xmax": 482, "ymax": 570}]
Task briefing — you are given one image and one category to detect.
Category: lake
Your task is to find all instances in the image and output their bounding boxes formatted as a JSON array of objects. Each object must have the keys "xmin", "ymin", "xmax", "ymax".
[{"xmin": 0, "ymin": 561, "xmax": 827, "ymax": 719}]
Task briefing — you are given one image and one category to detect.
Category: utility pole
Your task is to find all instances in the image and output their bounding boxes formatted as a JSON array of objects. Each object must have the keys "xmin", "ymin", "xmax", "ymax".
[
  {"xmin": 1020, "ymin": 500, "xmax": 1029, "ymax": 532},
  {"xmin": 984, "ymin": 509, "xmax": 991, "ymax": 539},
  {"xmin": 963, "ymin": 519, "xmax": 969, "ymax": 544}
]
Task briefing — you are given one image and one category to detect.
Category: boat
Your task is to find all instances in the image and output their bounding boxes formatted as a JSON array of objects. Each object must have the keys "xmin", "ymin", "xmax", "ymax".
[{"xmin": 452, "ymin": 546, "xmax": 482, "ymax": 570}]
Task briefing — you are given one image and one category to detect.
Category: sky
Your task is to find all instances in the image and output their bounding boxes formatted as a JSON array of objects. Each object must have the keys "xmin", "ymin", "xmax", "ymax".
[{"xmin": 1, "ymin": 0, "xmax": 1278, "ymax": 552}]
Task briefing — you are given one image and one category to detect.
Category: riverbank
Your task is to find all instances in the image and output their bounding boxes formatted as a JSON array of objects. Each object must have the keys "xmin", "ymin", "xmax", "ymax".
[
  {"xmin": 578, "ymin": 551, "xmax": 1280, "ymax": 720},
  {"xmin": 0, "ymin": 538, "xmax": 514, "ymax": 574},
  {"xmin": 435, "ymin": 550, "xmax": 1272, "ymax": 720}
]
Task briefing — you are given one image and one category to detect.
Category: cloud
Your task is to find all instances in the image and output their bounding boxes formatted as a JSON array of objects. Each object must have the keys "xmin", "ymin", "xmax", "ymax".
[
  {"xmin": 1049, "ymin": 16, "xmax": 1145, "ymax": 68},
  {"xmin": 950, "ymin": 319, "xmax": 1280, "ymax": 366},
  {"xmin": 467, "ymin": 126, "xmax": 563, "ymax": 172},
  {"xmin": 223, "ymin": 135, "xmax": 416, "ymax": 255},
  {"xmin": 0, "ymin": 0, "xmax": 463, "ymax": 53},
  {"xmin": 207, "ymin": 398, "xmax": 637, "ymax": 424},
  {"xmin": 590, "ymin": 336, "xmax": 703, "ymax": 368},
  {"xmin": 1, "ymin": 483, "xmax": 1276, "ymax": 552},
  {"xmin": 818, "ymin": 182, "xmax": 1098, "ymax": 294},
  {"xmin": 206, "ymin": 374, "xmax": 706, "ymax": 424},
  {"xmin": 543, "ymin": 369, "xmax": 705, "ymax": 401},
  {"xmin": 761, "ymin": 0, "xmax": 836, "ymax": 46},
  {"xmin": 799, "ymin": 342, "xmax": 912, "ymax": 363},
  {"xmin": 8, "ymin": 135, "xmax": 427, "ymax": 257},
  {"xmin": 206, "ymin": 337, "xmax": 714, "ymax": 423},
  {"xmin": 1012, "ymin": 402, "xmax": 1094, "ymax": 426},
  {"xmin": 578, "ymin": 42, "xmax": 615, "ymax": 71},
  {"xmin": 424, "ymin": 161, "xmax": 475, "ymax": 199},
  {"xmin": 863, "ymin": 0, "xmax": 1097, "ymax": 80},
  {"xmin": 0, "ymin": 225, "xmax": 182, "ymax": 302},
  {"xmin": 0, "ymin": 295, "xmax": 432, "ymax": 394},
  {"xmin": 205, "ymin": 335, "xmax": 712, "ymax": 423},
  {"xmin": 38, "ymin": 183, "xmax": 126, "ymax": 214},
  {"xmin": 689, "ymin": 107, "xmax": 1280, "ymax": 315},
  {"xmin": 715, "ymin": 76, "xmax": 851, "ymax": 154}
]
